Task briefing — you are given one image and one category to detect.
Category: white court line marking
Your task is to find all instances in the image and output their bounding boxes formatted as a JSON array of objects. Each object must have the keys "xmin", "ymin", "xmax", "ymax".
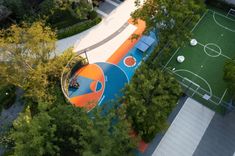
[
  {"xmin": 88, "ymin": 64, "xmax": 106, "ymax": 112},
  {"xmin": 209, "ymin": 9, "xmax": 235, "ymax": 22},
  {"xmin": 219, "ymin": 88, "xmax": 228, "ymax": 104},
  {"xmin": 173, "ymin": 69, "xmax": 213, "ymax": 97},
  {"xmin": 197, "ymin": 42, "xmax": 232, "ymax": 60},
  {"xmin": 203, "ymin": 43, "xmax": 221, "ymax": 57},
  {"xmin": 98, "ymin": 95, "xmax": 105, "ymax": 106},
  {"xmin": 165, "ymin": 67, "xmax": 223, "ymax": 105},
  {"xmin": 212, "ymin": 12, "xmax": 235, "ymax": 32},
  {"xmin": 191, "ymin": 10, "xmax": 209, "ymax": 32},
  {"xmin": 104, "ymin": 62, "xmax": 130, "ymax": 82},
  {"xmin": 162, "ymin": 48, "xmax": 180, "ymax": 71}
]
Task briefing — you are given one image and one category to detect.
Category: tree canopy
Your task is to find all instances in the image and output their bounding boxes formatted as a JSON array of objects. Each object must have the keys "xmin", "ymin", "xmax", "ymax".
[
  {"xmin": 0, "ymin": 21, "xmax": 75, "ymax": 105},
  {"xmin": 132, "ymin": 0, "xmax": 205, "ymax": 61},
  {"xmin": 224, "ymin": 60, "xmax": 235, "ymax": 100},
  {"xmin": 9, "ymin": 104, "xmax": 137, "ymax": 156},
  {"xmin": 122, "ymin": 63, "xmax": 182, "ymax": 142}
]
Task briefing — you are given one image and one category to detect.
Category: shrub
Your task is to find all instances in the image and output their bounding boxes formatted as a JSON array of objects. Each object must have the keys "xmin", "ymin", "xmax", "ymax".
[
  {"xmin": 57, "ymin": 17, "xmax": 102, "ymax": 39},
  {"xmin": 0, "ymin": 85, "xmax": 16, "ymax": 111}
]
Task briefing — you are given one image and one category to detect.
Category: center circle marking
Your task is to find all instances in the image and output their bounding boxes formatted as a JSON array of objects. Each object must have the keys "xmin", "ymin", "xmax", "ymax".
[
  {"xmin": 124, "ymin": 56, "xmax": 136, "ymax": 67},
  {"xmin": 204, "ymin": 43, "xmax": 222, "ymax": 57}
]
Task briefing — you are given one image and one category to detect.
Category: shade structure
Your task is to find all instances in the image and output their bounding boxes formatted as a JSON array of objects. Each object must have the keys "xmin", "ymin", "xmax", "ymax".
[
  {"xmin": 140, "ymin": 36, "xmax": 155, "ymax": 46},
  {"xmin": 135, "ymin": 41, "xmax": 149, "ymax": 52}
]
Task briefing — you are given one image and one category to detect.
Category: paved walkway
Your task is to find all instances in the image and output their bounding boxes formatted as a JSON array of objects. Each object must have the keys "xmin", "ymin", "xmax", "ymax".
[
  {"xmin": 0, "ymin": 88, "xmax": 24, "ymax": 155},
  {"xmin": 55, "ymin": 0, "xmax": 141, "ymax": 56},
  {"xmin": 152, "ymin": 98, "xmax": 215, "ymax": 156}
]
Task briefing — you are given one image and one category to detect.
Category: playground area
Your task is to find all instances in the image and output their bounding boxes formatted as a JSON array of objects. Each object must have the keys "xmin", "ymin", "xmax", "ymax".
[
  {"xmin": 163, "ymin": 9, "xmax": 235, "ymax": 110},
  {"xmin": 67, "ymin": 19, "xmax": 158, "ymax": 111}
]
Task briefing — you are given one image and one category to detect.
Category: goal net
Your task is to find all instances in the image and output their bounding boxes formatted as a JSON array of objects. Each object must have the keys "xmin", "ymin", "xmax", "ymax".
[{"xmin": 227, "ymin": 8, "xmax": 235, "ymax": 19}]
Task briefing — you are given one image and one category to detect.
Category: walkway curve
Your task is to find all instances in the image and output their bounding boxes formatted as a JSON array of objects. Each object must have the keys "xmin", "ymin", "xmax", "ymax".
[{"xmin": 76, "ymin": 22, "xmax": 129, "ymax": 54}]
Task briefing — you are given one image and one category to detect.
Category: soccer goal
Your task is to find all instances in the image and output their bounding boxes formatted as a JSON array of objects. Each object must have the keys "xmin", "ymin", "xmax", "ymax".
[{"xmin": 227, "ymin": 8, "xmax": 235, "ymax": 19}]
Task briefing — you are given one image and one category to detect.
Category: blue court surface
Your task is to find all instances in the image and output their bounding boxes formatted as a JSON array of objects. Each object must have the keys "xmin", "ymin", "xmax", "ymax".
[{"xmin": 68, "ymin": 31, "xmax": 158, "ymax": 109}]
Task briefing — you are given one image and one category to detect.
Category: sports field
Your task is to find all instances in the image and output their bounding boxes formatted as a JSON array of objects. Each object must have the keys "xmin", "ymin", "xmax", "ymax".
[{"xmin": 163, "ymin": 9, "xmax": 235, "ymax": 109}]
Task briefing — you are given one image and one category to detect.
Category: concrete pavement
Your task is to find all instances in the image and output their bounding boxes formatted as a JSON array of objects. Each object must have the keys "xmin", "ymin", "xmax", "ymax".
[{"xmin": 55, "ymin": 0, "xmax": 141, "ymax": 56}]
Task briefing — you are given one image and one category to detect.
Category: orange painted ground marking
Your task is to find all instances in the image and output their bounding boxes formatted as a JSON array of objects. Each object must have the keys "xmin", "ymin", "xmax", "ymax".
[
  {"xmin": 106, "ymin": 19, "xmax": 146, "ymax": 64},
  {"xmin": 76, "ymin": 64, "xmax": 103, "ymax": 80},
  {"xmin": 90, "ymin": 81, "xmax": 97, "ymax": 92},
  {"xmin": 138, "ymin": 140, "xmax": 149, "ymax": 153},
  {"xmin": 69, "ymin": 64, "xmax": 105, "ymax": 110}
]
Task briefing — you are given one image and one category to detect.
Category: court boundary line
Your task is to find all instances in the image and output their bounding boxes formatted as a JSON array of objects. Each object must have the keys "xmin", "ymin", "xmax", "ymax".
[
  {"xmin": 94, "ymin": 64, "xmax": 106, "ymax": 107},
  {"xmin": 219, "ymin": 88, "xmax": 228, "ymax": 104},
  {"xmin": 212, "ymin": 12, "xmax": 235, "ymax": 32},
  {"xmin": 162, "ymin": 48, "xmax": 180, "ymax": 71},
  {"xmin": 174, "ymin": 69, "xmax": 213, "ymax": 97},
  {"xmin": 104, "ymin": 62, "xmax": 130, "ymax": 82},
  {"xmin": 191, "ymin": 10, "xmax": 209, "ymax": 32},
  {"xmin": 165, "ymin": 67, "xmax": 222, "ymax": 105},
  {"xmin": 167, "ymin": 67, "xmax": 229, "ymax": 105},
  {"xmin": 209, "ymin": 9, "xmax": 235, "ymax": 22}
]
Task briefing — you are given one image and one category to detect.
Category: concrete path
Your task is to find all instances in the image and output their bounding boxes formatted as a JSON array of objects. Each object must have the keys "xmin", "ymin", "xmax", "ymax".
[
  {"xmin": 55, "ymin": 0, "xmax": 141, "ymax": 55},
  {"xmin": 152, "ymin": 98, "xmax": 215, "ymax": 156}
]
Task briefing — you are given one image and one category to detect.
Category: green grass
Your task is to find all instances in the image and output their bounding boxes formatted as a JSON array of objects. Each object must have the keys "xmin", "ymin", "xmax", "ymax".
[{"xmin": 164, "ymin": 9, "xmax": 235, "ymax": 111}]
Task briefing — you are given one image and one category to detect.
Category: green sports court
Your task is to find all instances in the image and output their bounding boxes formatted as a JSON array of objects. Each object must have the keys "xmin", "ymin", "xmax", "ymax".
[{"xmin": 163, "ymin": 9, "xmax": 235, "ymax": 110}]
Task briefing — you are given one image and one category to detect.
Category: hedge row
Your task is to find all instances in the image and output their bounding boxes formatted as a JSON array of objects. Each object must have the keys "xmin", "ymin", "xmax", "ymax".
[{"xmin": 57, "ymin": 17, "xmax": 102, "ymax": 39}]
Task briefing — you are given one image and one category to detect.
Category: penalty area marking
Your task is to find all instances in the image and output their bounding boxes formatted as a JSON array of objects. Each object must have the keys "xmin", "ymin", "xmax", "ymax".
[
  {"xmin": 212, "ymin": 11, "xmax": 235, "ymax": 33},
  {"xmin": 173, "ymin": 69, "xmax": 213, "ymax": 97}
]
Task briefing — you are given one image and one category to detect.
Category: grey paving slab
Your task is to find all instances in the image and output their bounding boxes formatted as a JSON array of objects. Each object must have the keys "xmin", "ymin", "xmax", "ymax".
[
  {"xmin": 193, "ymin": 110, "xmax": 235, "ymax": 156},
  {"xmin": 141, "ymin": 96, "xmax": 188, "ymax": 156},
  {"xmin": 98, "ymin": 1, "xmax": 116, "ymax": 14},
  {"xmin": 110, "ymin": 0, "xmax": 122, "ymax": 4},
  {"xmin": 152, "ymin": 98, "xmax": 215, "ymax": 156}
]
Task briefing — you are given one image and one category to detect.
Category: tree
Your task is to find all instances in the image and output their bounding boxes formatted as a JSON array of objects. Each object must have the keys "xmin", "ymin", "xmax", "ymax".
[
  {"xmin": 9, "ymin": 104, "xmax": 137, "ymax": 156},
  {"xmin": 224, "ymin": 60, "xmax": 235, "ymax": 100},
  {"xmin": 132, "ymin": 0, "xmax": 205, "ymax": 60},
  {"xmin": 0, "ymin": 22, "xmax": 75, "ymax": 105},
  {"xmin": 40, "ymin": 0, "xmax": 93, "ymax": 20},
  {"xmin": 10, "ymin": 106, "xmax": 58, "ymax": 156},
  {"xmin": 122, "ymin": 63, "xmax": 182, "ymax": 142},
  {"xmin": 0, "ymin": 21, "xmax": 56, "ymax": 87},
  {"xmin": 1, "ymin": 0, "xmax": 32, "ymax": 21}
]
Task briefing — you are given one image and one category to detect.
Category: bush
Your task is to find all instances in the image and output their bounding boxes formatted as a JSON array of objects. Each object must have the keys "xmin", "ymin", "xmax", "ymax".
[
  {"xmin": 122, "ymin": 64, "xmax": 182, "ymax": 142},
  {"xmin": 0, "ymin": 85, "xmax": 16, "ymax": 111},
  {"xmin": 88, "ymin": 10, "xmax": 98, "ymax": 20},
  {"xmin": 57, "ymin": 17, "xmax": 102, "ymax": 39}
]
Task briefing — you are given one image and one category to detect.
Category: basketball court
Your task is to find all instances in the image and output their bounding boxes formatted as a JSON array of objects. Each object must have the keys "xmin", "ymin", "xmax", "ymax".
[
  {"xmin": 162, "ymin": 9, "xmax": 235, "ymax": 111},
  {"xmin": 68, "ymin": 19, "xmax": 158, "ymax": 111}
]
